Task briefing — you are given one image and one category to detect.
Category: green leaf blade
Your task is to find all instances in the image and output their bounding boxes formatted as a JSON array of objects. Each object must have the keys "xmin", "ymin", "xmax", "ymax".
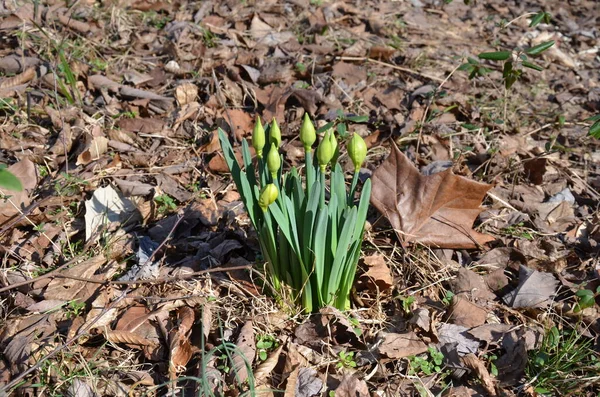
[
  {"xmin": 525, "ymin": 40, "xmax": 555, "ymax": 55},
  {"xmin": 0, "ymin": 168, "xmax": 23, "ymax": 191},
  {"xmin": 478, "ymin": 51, "xmax": 512, "ymax": 61}
]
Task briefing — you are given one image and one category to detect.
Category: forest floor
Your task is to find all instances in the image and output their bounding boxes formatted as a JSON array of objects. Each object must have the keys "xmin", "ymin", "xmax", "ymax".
[{"xmin": 0, "ymin": 0, "xmax": 599, "ymax": 396}]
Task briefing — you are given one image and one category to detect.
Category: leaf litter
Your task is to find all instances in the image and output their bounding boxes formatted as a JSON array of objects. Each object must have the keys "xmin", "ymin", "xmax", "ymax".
[{"xmin": 0, "ymin": 0, "xmax": 599, "ymax": 395}]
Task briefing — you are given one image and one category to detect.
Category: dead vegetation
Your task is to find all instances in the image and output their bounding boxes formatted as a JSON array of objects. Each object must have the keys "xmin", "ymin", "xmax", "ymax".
[{"xmin": 0, "ymin": 0, "xmax": 599, "ymax": 396}]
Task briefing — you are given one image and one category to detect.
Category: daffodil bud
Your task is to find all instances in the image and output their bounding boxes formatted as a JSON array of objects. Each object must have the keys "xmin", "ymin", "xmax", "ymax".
[
  {"xmin": 252, "ymin": 115, "xmax": 265, "ymax": 158},
  {"xmin": 330, "ymin": 131, "xmax": 339, "ymax": 166},
  {"xmin": 267, "ymin": 142, "xmax": 280, "ymax": 179},
  {"xmin": 259, "ymin": 183, "xmax": 278, "ymax": 211},
  {"xmin": 270, "ymin": 118, "xmax": 281, "ymax": 147},
  {"xmin": 317, "ymin": 129, "xmax": 335, "ymax": 172},
  {"xmin": 348, "ymin": 133, "xmax": 367, "ymax": 172},
  {"xmin": 300, "ymin": 113, "xmax": 316, "ymax": 152}
]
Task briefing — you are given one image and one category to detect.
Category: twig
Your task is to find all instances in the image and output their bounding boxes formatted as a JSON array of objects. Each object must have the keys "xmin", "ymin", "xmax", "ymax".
[
  {"xmin": 52, "ymin": 264, "xmax": 253, "ymax": 285},
  {"xmin": 0, "ymin": 258, "xmax": 75, "ymax": 294},
  {"xmin": 502, "ymin": 12, "xmax": 537, "ymax": 30},
  {"xmin": 486, "ymin": 191, "xmax": 519, "ymax": 212},
  {"xmin": 336, "ymin": 56, "xmax": 444, "ymax": 83},
  {"xmin": 416, "ymin": 61, "xmax": 464, "ymax": 153}
]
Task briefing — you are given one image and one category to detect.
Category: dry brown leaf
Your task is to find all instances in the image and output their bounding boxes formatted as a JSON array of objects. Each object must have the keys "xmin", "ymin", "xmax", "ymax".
[
  {"xmin": 0, "ymin": 158, "xmax": 38, "ymax": 224},
  {"xmin": 177, "ymin": 306, "xmax": 195, "ymax": 336},
  {"xmin": 502, "ymin": 266, "xmax": 559, "ymax": 309},
  {"xmin": 254, "ymin": 343, "xmax": 284, "ymax": 385},
  {"xmin": 65, "ymin": 378, "xmax": 95, "ymax": 397},
  {"xmin": 250, "ymin": 14, "xmax": 294, "ymax": 46},
  {"xmin": 450, "ymin": 267, "xmax": 497, "ymax": 302},
  {"xmin": 104, "ymin": 329, "xmax": 159, "ymax": 346},
  {"xmin": 76, "ymin": 135, "xmax": 109, "ymax": 165},
  {"xmin": 44, "ymin": 256, "xmax": 106, "ymax": 301},
  {"xmin": 377, "ymin": 331, "xmax": 427, "ymax": 359},
  {"xmin": 371, "ymin": 142, "xmax": 495, "ymax": 249},
  {"xmin": 201, "ymin": 303, "xmax": 212, "ymax": 341},
  {"xmin": 360, "ymin": 254, "xmax": 393, "ymax": 292},
  {"xmin": 334, "ymin": 374, "xmax": 369, "ymax": 397},
  {"xmin": 111, "ymin": 305, "xmax": 168, "ymax": 360},
  {"xmin": 0, "ymin": 67, "xmax": 36, "ymax": 89},
  {"xmin": 228, "ymin": 320, "xmax": 255, "ymax": 385},
  {"xmin": 175, "ymin": 82, "xmax": 198, "ymax": 106},
  {"xmin": 467, "ymin": 324, "xmax": 513, "ymax": 345},
  {"xmin": 169, "ymin": 308, "xmax": 195, "ymax": 380},
  {"xmin": 118, "ymin": 117, "xmax": 166, "ymax": 134},
  {"xmin": 448, "ymin": 295, "xmax": 488, "ymax": 328},
  {"xmin": 283, "ymin": 365, "xmax": 299, "ymax": 397},
  {"xmin": 227, "ymin": 109, "xmax": 254, "ymax": 141},
  {"xmin": 461, "ymin": 353, "xmax": 497, "ymax": 396},
  {"xmin": 79, "ymin": 288, "xmax": 118, "ymax": 333},
  {"xmin": 0, "ymin": 55, "xmax": 40, "ymax": 74},
  {"xmin": 115, "ymin": 304, "xmax": 155, "ymax": 332},
  {"xmin": 26, "ymin": 300, "xmax": 67, "ymax": 313}
]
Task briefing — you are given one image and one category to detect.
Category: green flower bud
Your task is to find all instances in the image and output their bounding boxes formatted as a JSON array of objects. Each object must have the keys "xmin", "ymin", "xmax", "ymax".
[
  {"xmin": 317, "ymin": 129, "xmax": 335, "ymax": 172},
  {"xmin": 259, "ymin": 183, "xmax": 278, "ymax": 211},
  {"xmin": 347, "ymin": 133, "xmax": 367, "ymax": 172},
  {"xmin": 266, "ymin": 142, "xmax": 280, "ymax": 179},
  {"xmin": 330, "ymin": 131, "xmax": 339, "ymax": 166},
  {"xmin": 300, "ymin": 113, "xmax": 316, "ymax": 151},
  {"xmin": 270, "ymin": 118, "xmax": 281, "ymax": 147},
  {"xmin": 252, "ymin": 115, "xmax": 265, "ymax": 158}
]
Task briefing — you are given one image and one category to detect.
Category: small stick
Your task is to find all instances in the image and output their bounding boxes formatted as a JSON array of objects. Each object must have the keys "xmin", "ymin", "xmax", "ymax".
[
  {"xmin": 51, "ymin": 264, "xmax": 253, "ymax": 285},
  {"xmin": 336, "ymin": 56, "xmax": 444, "ymax": 83}
]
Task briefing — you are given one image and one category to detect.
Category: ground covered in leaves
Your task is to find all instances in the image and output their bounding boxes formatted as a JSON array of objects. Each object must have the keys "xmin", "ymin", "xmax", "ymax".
[{"xmin": 1, "ymin": 0, "xmax": 599, "ymax": 395}]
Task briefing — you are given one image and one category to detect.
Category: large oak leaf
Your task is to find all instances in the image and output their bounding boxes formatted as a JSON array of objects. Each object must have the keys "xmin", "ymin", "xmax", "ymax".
[{"xmin": 371, "ymin": 143, "xmax": 494, "ymax": 249}]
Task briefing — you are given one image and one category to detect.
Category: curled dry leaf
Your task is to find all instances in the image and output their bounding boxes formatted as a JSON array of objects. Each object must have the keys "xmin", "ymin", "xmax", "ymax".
[
  {"xmin": 76, "ymin": 135, "xmax": 109, "ymax": 166},
  {"xmin": 169, "ymin": 306, "xmax": 196, "ymax": 378},
  {"xmin": 104, "ymin": 329, "xmax": 159, "ymax": 347},
  {"xmin": 44, "ymin": 255, "xmax": 106, "ymax": 301},
  {"xmin": 254, "ymin": 343, "xmax": 284, "ymax": 386},
  {"xmin": 0, "ymin": 66, "xmax": 36, "ymax": 89},
  {"xmin": 360, "ymin": 254, "xmax": 393, "ymax": 292},
  {"xmin": 78, "ymin": 288, "xmax": 118, "ymax": 333},
  {"xmin": 461, "ymin": 353, "xmax": 497, "ymax": 396},
  {"xmin": 371, "ymin": 142, "xmax": 495, "ymax": 249},
  {"xmin": 437, "ymin": 323, "xmax": 479, "ymax": 356},
  {"xmin": 228, "ymin": 320, "xmax": 255, "ymax": 385},
  {"xmin": 65, "ymin": 378, "xmax": 95, "ymax": 397},
  {"xmin": 84, "ymin": 185, "xmax": 139, "ymax": 241},
  {"xmin": 175, "ymin": 82, "xmax": 198, "ymax": 106}
]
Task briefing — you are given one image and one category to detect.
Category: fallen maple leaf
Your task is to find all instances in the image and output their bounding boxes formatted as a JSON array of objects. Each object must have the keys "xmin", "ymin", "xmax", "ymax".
[{"xmin": 371, "ymin": 143, "xmax": 495, "ymax": 249}]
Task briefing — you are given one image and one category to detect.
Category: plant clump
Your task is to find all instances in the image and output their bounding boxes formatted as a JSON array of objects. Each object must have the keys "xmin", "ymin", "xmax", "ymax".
[{"xmin": 218, "ymin": 113, "xmax": 371, "ymax": 312}]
